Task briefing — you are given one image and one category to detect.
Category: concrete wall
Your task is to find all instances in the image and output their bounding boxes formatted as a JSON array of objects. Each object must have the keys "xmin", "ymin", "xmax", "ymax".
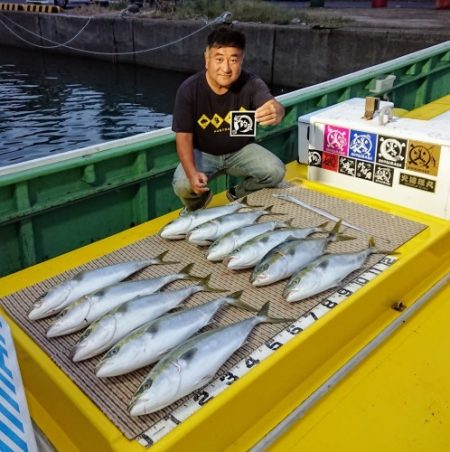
[{"xmin": 0, "ymin": 12, "xmax": 448, "ymax": 87}]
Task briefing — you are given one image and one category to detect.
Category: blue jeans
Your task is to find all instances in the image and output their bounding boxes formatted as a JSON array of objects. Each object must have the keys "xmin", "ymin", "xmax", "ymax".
[{"xmin": 172, "ymin": 142, "xmax": 286, "ymax": 211}]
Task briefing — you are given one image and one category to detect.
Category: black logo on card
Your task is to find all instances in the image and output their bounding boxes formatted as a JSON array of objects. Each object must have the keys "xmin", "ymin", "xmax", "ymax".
[
  {"xmin": 308, "ymin": 150, "xmax": 322, "ymax": 167},
  {"xmin": 376, "ymin": 136, "xmax": 407, "ymax": 169},
  {"xmin": 230, "ymin": 111, "xmax": 256, "ymax": 137},
  {"xmin": 374, "ymin": 164, "xmax": 394, "ymax": 186},
  {"xmin": 356, "ymin": 161, "xmax": 374, "ymax": 181},
  {"xmin": 338, "ymin": 156, "xmax": 356, "ymax": 177}
]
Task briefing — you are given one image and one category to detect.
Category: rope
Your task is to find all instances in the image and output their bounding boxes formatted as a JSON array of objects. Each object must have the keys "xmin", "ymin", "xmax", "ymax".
[
  {"xmin": 0, "ymin": 11, "xmax": 223, "ymax": 56},
  {"xmin": 0, "ymin": 12, "xmax": 92, "ymax": 49}
]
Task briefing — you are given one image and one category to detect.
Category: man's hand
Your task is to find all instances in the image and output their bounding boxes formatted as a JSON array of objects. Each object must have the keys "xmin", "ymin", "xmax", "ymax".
[
  {"xmin": 188, "ymin": 171, "xmax": 210, "ymax": 195},
  {"xmin": 255, "ymin": 99, "xmax": 285, "ymax": 126}
]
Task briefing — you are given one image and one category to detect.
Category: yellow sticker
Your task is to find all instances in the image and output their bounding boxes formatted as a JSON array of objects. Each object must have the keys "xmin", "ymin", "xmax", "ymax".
[{"xmin": 406, "ymin": 140, "xmax": 440, "ymax": 176}]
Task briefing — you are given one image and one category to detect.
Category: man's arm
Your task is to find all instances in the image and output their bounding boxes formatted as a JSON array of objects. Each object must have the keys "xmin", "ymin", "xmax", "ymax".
[
  {"xmin": 255, "ymin": 98, "xmax": 285, "ymax": 126},
  {"xmin": 176, "ymin": 132, "xmax": 209, "ymax": 195}
]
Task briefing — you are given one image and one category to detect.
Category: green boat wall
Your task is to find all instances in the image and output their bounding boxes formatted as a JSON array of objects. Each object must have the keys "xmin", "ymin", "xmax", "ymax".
[{"xmin": 0, "ymin": 41, "xmax": 449, "ymax": 277}]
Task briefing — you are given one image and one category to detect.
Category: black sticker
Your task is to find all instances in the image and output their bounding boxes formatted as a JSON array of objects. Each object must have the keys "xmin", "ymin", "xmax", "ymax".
[
  {"xmin": 399, "ymin": 172, "xmax": 436, "ymax": 193},
  {"xmin": 376, "ymin": 135, "xmax": 407, "ymax": 169},
  {"xmin": 338, "ymin": 156, "xmax": 356, "ymax": 177},
  {"xmin": 373, "ymin": 164, "xmax": 394, "ymax": 187},
  {"xmin": 355, "ymin": 160, "xmax": 374, "ymax": 181},
  {"xmin": 308, "ymin": 149, "xmax": 322, "ymax": 167}
]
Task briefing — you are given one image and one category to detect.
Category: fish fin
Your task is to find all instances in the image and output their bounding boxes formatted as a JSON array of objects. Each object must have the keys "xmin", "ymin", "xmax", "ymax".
[
  {"xmin": 281, "ymin": 218, "xmax": 295, "ymax": 228},
  {"xmin": 153, "ymin": 250, "xmax": 179, "ymax": 265},
  {"xmin": 334, "ymin": 234, "xmax": 356, "ymax": 242},
  {"xmin": 199, "ymin": 274, "xmax": 227, "ymax": 293},
  {"xmin": 257, "ymin": 301, "xmax": 296, "ymax": 324},
  {"xmin": 316, "ymin": 221, "xmax": 329, "ymax": 231},
  {"xmin": 225, "ymin": 291, "xmax": 258, "ymax": 312}
]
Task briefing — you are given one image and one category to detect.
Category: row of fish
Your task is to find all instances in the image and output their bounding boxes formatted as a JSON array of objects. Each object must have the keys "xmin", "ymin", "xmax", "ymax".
[{"xmin": 28, "ymin": 252, "xmax": 294, "ymax": 416}]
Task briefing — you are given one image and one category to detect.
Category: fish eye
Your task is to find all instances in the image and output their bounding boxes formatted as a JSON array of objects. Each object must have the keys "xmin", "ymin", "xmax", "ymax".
[{"xmin": 109, "ymin": 348, "xmax": 119, "ymax": 356}]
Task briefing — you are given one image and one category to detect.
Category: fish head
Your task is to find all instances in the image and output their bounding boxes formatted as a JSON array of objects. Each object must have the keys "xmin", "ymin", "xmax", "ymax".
[
  {"xmin": 225, "ymin": 245, "xmax": 259, "ymax": 270},
  {"xmin": 160, "ymin": 217, "xmax": 191, "ymax": 239},
  {"xmin": 187, "ymin": 223, "xmax": 218, "ymax": 246},
  {"xmin": 207, "ymin": 239, "xmax": 231, "ymax": 262},
  {"xmin": 96, "ymin": 332, "xmax": 145, "ymax": 378},
  {"xmin": 46, "ymin": 296, "xmax": 93, "ymax": 338},
  {"xmin": 28, "ymin": 281, "xmax": 75, "ymax": 320},
  {"xmin": 129, "ymin": 359, "xmax": 183, "ymax": 416},
  {"xmin": 283, "ymin": 268, "xmax": 319, "ymax": 303},
  {"xmin": 250, "ymin": 261, "xmax": 273, "ymax": 286},
  {"xmin": 71, "ymin": 317, "xmax": 117, "ymax": 362}
]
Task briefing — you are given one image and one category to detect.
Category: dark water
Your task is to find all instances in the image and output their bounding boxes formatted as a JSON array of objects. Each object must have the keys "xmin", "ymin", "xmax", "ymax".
[
  {"xmin": 0, "ymin": 47, "xmax": 292, "ymax": 167},
  {"xmin": 0, "ymin": 46, "xmax": 189, "ymax": 166}
]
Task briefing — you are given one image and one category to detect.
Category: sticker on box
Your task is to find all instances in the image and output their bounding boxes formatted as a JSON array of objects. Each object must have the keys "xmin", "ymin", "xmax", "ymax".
[
  {"xmin": 376, "ymin": 135, "xmax": 407, "ymax": 168},
  {"xmin": 308, "ymin": 150, "xmax": 322, "ymax": 167},
  {"xmin": 374, "ymin": 164, "xmax": 394, "ymax": 187},
  {"xmin": 406, "ymin": 140, "xmax": 440, "ymax": 176},
  {"xmin": 355, "ymin": 161, "xmax": 374, "ymax": 181},
  {"xmin": 348, "ymin": 130, "xmax": 377, "ymax": 162},
  {"xmin": 322, "ymin": 152, "xmax": 339, "ymax": 172},
  {"xmin": 323, "ymin": 125, "xmax": 349, "ymax": 155},
  {"xmin": 399, "ymin": 173, "xmax": 436, "ymax": 193},
  {"xmin": 338, "ymin": 156, "xmax": 356, "ymax": 177}
]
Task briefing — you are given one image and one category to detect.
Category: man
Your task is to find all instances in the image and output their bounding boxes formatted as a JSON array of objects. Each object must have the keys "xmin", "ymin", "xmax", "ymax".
[{"xmin": 172, "ymin": 26, "xmax": 286, "ymax": 212}]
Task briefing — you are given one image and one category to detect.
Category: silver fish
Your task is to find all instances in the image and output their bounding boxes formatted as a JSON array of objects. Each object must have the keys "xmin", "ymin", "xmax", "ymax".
[
  {"xmin": 250, "ymin": 221, "xmax": 352, "ymax": 287},
  {"xmin": 128, "ymin": 302, "xmax": 293, "ymax": 416},
  {"xmin": 273, "ymin": 193, "xmax": 390, "ymax": 243},
  {"xmin": 207, "ymin": 220, "xmax": 289, "ymax": 262},
  {"xmin": 96, "ymin": 291, "xmax": 254, "ymax": 377},
  {"xmin": 283, "ymin": 238, "xmax": 392, "ymax": 302},
  {"xmin": 160, "ymin": 198, "xmax": 251, "ymax": 240},
  {"xmin": 224, "ymin": 222, "xmax": 328, "ymax": 271},
  {"xmin": 28, "ymin": 251, "xmax": 177, "ymax": 321},
  {"xmin": 71, "ymin": 275, "xmax": 224, "ymax": 362},
  {"xmin": 188, "ymin": 206, "xmax": 281, "ymax": 247},
  {"xmin": 46, "ymin": 263, "xmax": 197, "ymax": 337}
]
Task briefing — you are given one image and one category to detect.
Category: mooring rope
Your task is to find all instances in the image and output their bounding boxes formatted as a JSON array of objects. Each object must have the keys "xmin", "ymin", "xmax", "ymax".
[{"xmin": 0, "ymin": 11, "xmax": 226, "ymax": 55}]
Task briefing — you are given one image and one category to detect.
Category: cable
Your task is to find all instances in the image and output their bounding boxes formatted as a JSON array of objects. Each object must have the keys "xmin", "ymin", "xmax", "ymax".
[
  {"xmin": 0, "ymin": 11, "xmax": 224, "ymax": 56},
  {"xmin": 0, "ymin": 12, "xmax": 92, "ymax": 49}
]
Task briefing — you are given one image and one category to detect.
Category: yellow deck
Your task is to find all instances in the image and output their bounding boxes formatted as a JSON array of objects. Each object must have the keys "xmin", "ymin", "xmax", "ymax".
[{"xmin": 0, "ymin": 97, "xmax": 449, "ymax": 451}]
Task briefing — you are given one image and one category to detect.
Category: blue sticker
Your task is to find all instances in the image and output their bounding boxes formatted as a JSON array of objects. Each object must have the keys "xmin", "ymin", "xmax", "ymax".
[{"xmin": 348, "ymin": 130, "xmax": 377, "ymax": 162}]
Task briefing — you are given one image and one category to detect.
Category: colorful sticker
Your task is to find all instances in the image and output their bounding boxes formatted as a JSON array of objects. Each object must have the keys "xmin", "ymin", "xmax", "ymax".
[
  {"xmin": 324, "ymin": 125, "xmax": 349, "ymax": 155},
  {"xmin": 356, "ymin": 161, "xmax": 374, "ymax": 181},
  {"xmin": 322, "ymin": 152, "xmax": 339, "ymax": 172},
  {"xmin": 348, "ymin": 130, "xmax": 377, "ymax": 162},
  {"xmin": 308, "ymin": 150, "xmax": 322, "ymax": 167},
  {"xmin": 376, "ymin": 135, "xmax": 407, "ymax": 169},
  {"xmin": 399, "ymin": 173, "xmax": 436, "ymax": 193},
  {"xmin": 406, "ymin": 140, "xmax": 440, "ymax": 176},
  {"xmin": 373, "ymin": 164, "xmax": 394, "ymax": 187},
  {"xmin": 338, "ymin": 156, "xmax": 356, "ymax": 177}
]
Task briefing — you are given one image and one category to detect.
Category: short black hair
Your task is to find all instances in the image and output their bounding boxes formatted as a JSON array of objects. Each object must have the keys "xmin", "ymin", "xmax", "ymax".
[{"xmin": 207, "ymin": 27, "xmax": 246, "ymax": 50}]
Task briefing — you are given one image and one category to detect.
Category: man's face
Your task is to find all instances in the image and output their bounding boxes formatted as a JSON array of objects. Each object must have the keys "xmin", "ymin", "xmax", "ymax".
[{"xmin": 204, "ymin": 46, "xmax": 244, "ymax": 92}]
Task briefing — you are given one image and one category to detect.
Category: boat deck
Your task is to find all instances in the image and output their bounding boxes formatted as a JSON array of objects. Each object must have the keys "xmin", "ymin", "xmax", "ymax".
[{"xmin": 0, "ymin": 96, "xmax": 448, "ymax": 450}]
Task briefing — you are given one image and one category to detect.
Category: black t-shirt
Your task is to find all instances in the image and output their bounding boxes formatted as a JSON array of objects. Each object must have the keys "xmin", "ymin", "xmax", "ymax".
[{"xmin": 172, "ymin": 70, "xmax": 273, "ymax": 155}]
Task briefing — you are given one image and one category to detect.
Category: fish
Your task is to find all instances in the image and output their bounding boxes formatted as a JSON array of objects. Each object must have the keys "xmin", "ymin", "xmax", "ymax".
[
  {"xmin": 96, "ymin": 291, "xmax": 255, "ymax": 377},
  {"xmin": 224, "ymin": 222, "xmax": 328, "ymax": 271},
  {"xmin": 250, "ymin": 221, "xmax": 353, "ymax": 287},
  {"xmin": 283, "ymin": 238, "xmax": 395, "ymax": 302},
  {"xmin": 28, "ymin": 251, "xmax": 177, "ymax": 321},
  {"xmin": 70, "ymin": 275, "xmax": 225, "ymax": 362},
  {"xmin": 46, "ymin": 263, "xmax": 198, "ymax": 338},
  {"xmin": 187, "ymin": 206, "xmax": 282, "ymax": 247},
  {"xmin": 160, "ymin": 197, "xmax": 253, "ymax": 240},
  {"xmin": 128, "ymin": 302, "xmax": 294, "ymax": 416},
  {"xmin": 273, "ymin": 193, "xmax": 390, "ymax": 243},
  {"xmin": 206, "ymin": 220, "xmax": 289, "ymax": 262}
]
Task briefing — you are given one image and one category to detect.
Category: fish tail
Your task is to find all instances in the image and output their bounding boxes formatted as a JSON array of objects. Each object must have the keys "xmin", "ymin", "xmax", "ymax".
[
  {"xmin": 368, "ymin": 237, "xmax": 400, "ymax": 256},
  {"xmin": 198, "ymin": 274, "xmax": 227, "ymax": 293},
  {"xmin": 152, "ymin": 250, "xmax": 179, "ymax": 265},
  {"xmin": 178, "ymin": 263, "xmax": 202, "ymax": 280},
  {"xmin": 263, "ymin": 205, "xmax": 285, "ymax": 216},
  {"xmin": 280, "ymin": 218, "xmax": 295, "ymax": 228},
  {"xmin": 225, "ymin": 291, "xmax": 258, "ymax": 311},
  {"xmin": 241, "ymin": 195, "xmax": 264, "ymax": 208},
  {"xmin": 316, "ymin": 221, "xmax": 329, "ymax": 232},
  {"xmin": 328, "ymin": 220, "xmax": 355, "ymax": 242},
  {"xmin": 257, "ymin": 301, "xmax": 296, "ymax": 324}
]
